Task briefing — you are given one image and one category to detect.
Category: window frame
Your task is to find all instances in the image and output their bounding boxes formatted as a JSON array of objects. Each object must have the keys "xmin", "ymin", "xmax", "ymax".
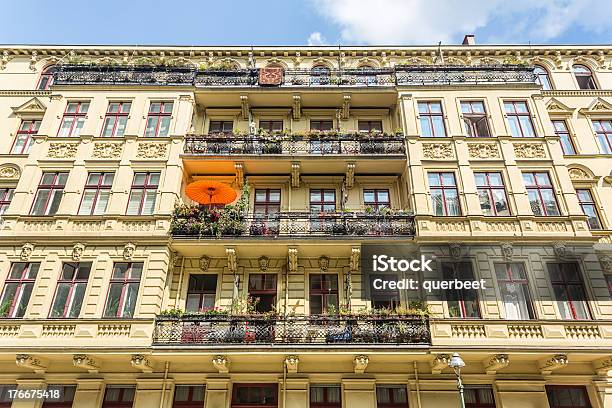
[
  {"xmin": 209, "ymin": 120, "xmax": 234, "ymax": 134},
  {"xmin": 41, "ymin": 385, "xmax": 76, "ymax": 408},
  {"xmin": 522, "ymin": 172, "xmax": 560, "ymax": 216},
  {"xmin": 101, "ymin": 101, "xmax": 131, "ymax": 137},
  {"xmin": 418, "ymin": 101, "xmax": 447, "ymax": 137},
  {"xmin": 49, "ymin": 262, "xmax": 91, "ymax": 319},
  {"xmin": 358, "ymin": 120, "xmax": 383, "ymax": 133},
  {"xmin": 548, "ymin": 263, "xmax": 592, "ymax": 320},
  {"xmin": 102, "ymin": 386, "xmax": 135, "ymax": 408},
  {"xmin": 231, "ymin": 383, "xmax": 278, "ymax": 408},
  {"xmin": 126, "ymin": 172, "xmax": 160, "ymax": 215},
  {"xmin": 363, "ymin": 189, "xmax": 390, "ymax": 211},
  {"xmin": 103, "ymin": 262, "xmax": 143, "ymax": 319},
  {"xmin": 375, "ymin": 385, "xmax": 408, "ymax": 408},
  {"xmin": 248, "ymin": 274, "xmax": 277, "ymax": 313},
  {"xmin": 0, "ymin": 262, "xmax": 39, "ymax": 318},
  {"xmin": 309, "ymin": 274, "xmax": 339, "ymax": 315},
  {"xmin": 428, "ymin": 172, "xmax": 461, "ymax": 216},
  {"xmin": 552, "ymin": 119, "xmax": 576, "ymax": 155},
  {"xmin": 258, "ymin": 120, "xmax": 283, "ymax": 133},
  {"xmin": 11, "ymin": 119, "xmax": 41, "ymax": 154},
  {"xmin": 78, "ymin": 172, "xmax": 114, "ymax": 216},
  {"xmin": 310, "ymin": 189, "xmax": 336, "ymax": 213},
  {"xmin": 144, "ymin": 101, "xmax": 174, "ymax": 137},
  {"xmin": 0, "ymin": 188, "xmax": 14, "ymax": 216},
  {"xmin": 57, "ymin": 101, "xmax": 89, "ymax": 137},
  {"xmin": 0, "ymin": 385, "xmax": 17, "ymax": 408},
  {"xmin": 592, "ymin": 119, "xmax": 612, "ymax": 154},
  {"xmin": 37, "ymin": 66, "xmax": 57, "ymax": 90},
  {"xmin": 310, "ymin": 120, "xmax": 334, "ymax": 131},
  {"xmin": 546, "ymin": 385, "xmax": 592, "ymax": 408},
  {"xmin": 576, "ymin": 189, "xmax": 603, "ymax": 230},
  {"xmin": 464, "ymin": 386, "xmax": 496, "ymax": 408},
  {"xmin": 573, "ymin": 64, "xmax": 598, "ymax": 90},
  {"xmin": 30, "ymin": 172, "xmax": 68, "ymax": 216},
  {"xmin": 461, "ymin": 100, "xmax": 491, "ymax": 137},
  {"xmin": 494, "ymin": 263, "xmax": 535, "ymax": 320},
  {"xmin": 442, "ymin": 262, "xmax": 481, "ymax": 319},
  {"xmin": 310, "ymin": 385, "xmax": 342, "ymax": 408},
  {"xmin": 253, "ymin": 189, "xmax": 281, "ymax": 215},
  {"xmin": 474, "ymin": 172, "xmax": 510, "ymax": 216},
  {"xmin": 172, "ymin": 385, "xmax": 205, "ymax": 408},
  {"xmin": 534, "ymin": 65, "xmax": 553, "ymax": 90},
  {"xmin": 504, "ymin": 101, "xmax": 536, "ymax": 138},
  {"xmin": 185, "ymin": 274, "xmax": 217, "ymax": 313}
]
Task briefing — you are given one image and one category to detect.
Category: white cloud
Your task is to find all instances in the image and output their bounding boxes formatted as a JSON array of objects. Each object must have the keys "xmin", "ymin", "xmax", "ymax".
[
  {"xmin": 307, "ymin": 31, "xmax": 328, "ymax": 45},
  {"xmin": 310, "ymin": 0, "xmax": 612, "ymax": 44}
]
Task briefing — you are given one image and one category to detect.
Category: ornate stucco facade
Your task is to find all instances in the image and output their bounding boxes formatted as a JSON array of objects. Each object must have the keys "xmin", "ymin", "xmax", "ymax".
[{"xmin": 0, "ymin": 43, "xmax": 610, "ymax": 408}]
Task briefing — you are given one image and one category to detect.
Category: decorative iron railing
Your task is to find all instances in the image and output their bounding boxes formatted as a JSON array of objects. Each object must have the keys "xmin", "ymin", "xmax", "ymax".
[
  {"xmin": 153, "ymin": 315, "xmax": 431, "ymax": 345},
  {"xmin": 183, "ymin": 134, "xmax": 406, "ymax": 156},
  {"xmin": 54, "ymin": 64, "xmax": 537, "ymax": 87},
  {"xmin": 170, "ymin": 212, "xmax": 415, "ymax": 238}
]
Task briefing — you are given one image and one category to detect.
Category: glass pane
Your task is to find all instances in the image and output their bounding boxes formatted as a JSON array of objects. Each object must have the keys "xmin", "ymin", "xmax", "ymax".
[
  {"xmin": 79, "ymin": 190, "xmax": 96, "ymax": 215},
  {"xmin": 519, "ymin": 116, "xmax": 535, "ymax": 137},
  {"xmin": 488, "ymin": 173, "xmax": 503, "ymax": 186},
  {"xmin": 68, "ymin": 283, "xmax": 86, "ymax": 317},
  {"xmin": 113, "ymin": 263, "xmax": 128, "ymax": 280},
  {"xmin": 417, "ymin": 102, "xmax": 429, "ymax": 113},
  {"xmin": 159, "ymin": 116, "xmax": 171, "ymax": 136},
  {"xmin": 93, "ymin": 191, "xmax": 110, "ymax": 215},
  {"xmin": 107, "ymin": 103, "xmax": 119, "ymax": 113},
  {"xmin": 492, "ymin": 189, "xmax": 510, "ymax": 216},
  {"xmin": 121, "ymin": 283, "xmax": 139, "ymax": 317},
  {"xmin": 57, "ymin": 173, "xmax": 68, "ymax": 185},
  {"xmin": 149, "ymin": 102, "xmax": 161, "ymax": 113},
  {"xmin": 115, "ymin": 116, "xmax": 128, "ymax": 136},
  {"xmin": 127, "ymin": 190, "xmax": 143, "ymax": 215},
  {"xmin": 0, "ymin": 284, "xmax": 18, "ymax": 316},
  {"xmin": 31, "ymin": 189, "xmax": 50, "ymax": 215},
  {"xmin": 79, "ymin": 102, "xmax": 89, "ymax": 113},
  {"xmin": 522, "ymin": 173, "xmax": 535, "ymax": 186},
  {"xmin": 445, "ymin": 190, "xmax": 460, "ymax": 215},
  {"xmin": 540, "ymin": 189, "xmax": 560, "ymax": 215},
  {"xmin": 428, "ymin": 173, "xmax": 441, "ymax": 187},
  {"xmin": 104, "ymin": 284, "xmax": 122, "ymax": 317},
  {"xmin": 514, "ymin": 102, "xmax": 528, "ymax": 113},
  {"xmin": 58, "ymin": 117, "xmax": 73, "ymax": 137},
  {"xmin": 420, "ymin": 117, "xmax": 432, "ymax": 137},
  {"xmin": 507, "ymin": 117, "xmax": 521, "ymax": 137},
  {"xmin": 66, "ymin": 103, "xmax": 78, "ymax": 113},
  {"xmin": 102, "ymin": 173, "xmax": 115, "ymax": 186},
  {"xmin": 47, "ymin": 190, "xmax": 63, "ymax": 215},
  {"xmin": 142, "ymin": 190, "xmax": 157, "ymax": 214},
  {"xmin": 14, "ymin": 283, "xmax": 33, "ymax": 317},
  {"xmin": 73, "ymin": 118, "xmax": 85, "ymax": 137},
  {"xmin": 431, "ymin": 190, "xmax": 444, "ymax": 215},
  {"xmin": 145, "ymin": 117, "xmax": 157, "ymax": 136},
  {"xmin": 432, "ymin": 116, "xmax": 446, "ymax": 137},
  {"xmin": 478, "ymin": 190, "xmax": 493, "ymax": 216},
  {"xmin": 441, "ymin": 173, "xmax": 455, "ymax": 186},
  {"xmin": 130, "ymin": 263, "xmax": 143, "ymax": 280}
]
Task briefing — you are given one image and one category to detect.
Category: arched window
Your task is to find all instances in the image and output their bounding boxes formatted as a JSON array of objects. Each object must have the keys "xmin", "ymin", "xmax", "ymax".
[
  {"xmin": 310, "ymin": 64, "xmax": 331, "ymax": 85},
  {"xmin": 37, "ymin": 65, "xmax": 57, "ymax": 90},
  {"xmin": 573, "ymin": 64, "xmax": 597, "ymax": 90},
  {"xmin": 534, "ymin": 65, "xmax": 553, "ymax": 90}
]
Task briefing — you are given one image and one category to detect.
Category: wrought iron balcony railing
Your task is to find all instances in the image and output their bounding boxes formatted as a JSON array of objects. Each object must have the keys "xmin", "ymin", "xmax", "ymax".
[
  {"xmin": 54, "ymin": 64, "xmax": 537, "ymax": 87},
  {"xmin": 170, "ymin": 211, "xmax": 415, "ymax": 238},
  {"xmin": 183, "ymin": 134, "xmax": 406, "ymax": 156},
  {"xmin": 153, "ymin": 315, "xmax": 431, "ymax": 346}
]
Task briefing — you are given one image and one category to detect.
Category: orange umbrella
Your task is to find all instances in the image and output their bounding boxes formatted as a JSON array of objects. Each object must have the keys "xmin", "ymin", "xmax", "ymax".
[{"xmin": 185, "ymin": 180, "xmax": 237, "ymax": 206}]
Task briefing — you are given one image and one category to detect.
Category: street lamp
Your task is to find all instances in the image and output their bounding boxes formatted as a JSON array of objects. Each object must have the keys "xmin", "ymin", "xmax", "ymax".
[{"xmin": 448, "ymin": 352, "xmax": 466, "ymax": 408}]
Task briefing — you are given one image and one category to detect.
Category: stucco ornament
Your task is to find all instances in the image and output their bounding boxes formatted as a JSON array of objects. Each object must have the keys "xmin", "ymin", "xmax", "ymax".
[
  {"xmin": 501, "ymin": 242, "xmax": 514, "ymax": 260},
  {"xmin": 258, "ymin": 256, "xmax": 270, "ymax": 271},
  {"xmin": 92, "ymin": 143, "xmax": 123, "ymax": 159},
  {"xmin": 123, "ymin": 242, "xmax": 136, "ymax": 260},
  {"xmin": 598, "ymin": 255, "xmax": 612, "ymax": 274},
  {"xmin": 318, "ymin": 255, "xmax": 330, "ymax": 271},
  {"xmin": 422, "ymin": 143, "xmax": 453, "ymax": 159},
  {"xmin": 72, "ymin": 243, "xmax": 85, "ymax": 261},
  {"xmin": 553, "ymin": 242, "xmax": 567, "ymax": 258},
  {"xmin": 136, "ymin": 143, "xmax": 168, "ymax": 159},
  {"xmin": 48, "ymin": 143, "xmax": 79, "ymax": 159},
  {"xmin": 20, "ymin": 243, "xmax": 34, "ymax": 261},
  {"xmin": 513, "ymin": 143, "xmax": 546, "ymax": 159},
  {"xmin": 468, "ymin": 143, "xmax": 500, "ymax": 159},
  {"xmin": 199, "ymin": 255, "xmax": 211, "ymax": 271},
  {"xmin": 449, "ymin": 243, "xmax": 462, "ymax": 260},
  {"xmin": 0, "ymin": 164, "xmax": 21, "ymax": 180}
]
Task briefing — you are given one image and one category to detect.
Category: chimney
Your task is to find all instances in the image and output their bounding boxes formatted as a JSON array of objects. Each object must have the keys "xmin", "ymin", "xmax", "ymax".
[{"xmin": 462, "ymin": 34, "xmax": 475, "ymax": 46}]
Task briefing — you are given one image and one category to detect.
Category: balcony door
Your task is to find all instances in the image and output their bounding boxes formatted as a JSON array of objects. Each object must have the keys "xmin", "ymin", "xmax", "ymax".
[
  {"xmin": 252, "ymin": 189, "xmax": 281, "ymax": 236},
  {"xmin": 231, "ymin": 384, "xmax": 278, "ymax": 408},
  {"xmin": 309, "ymin": 274, "xmax": 339, "ymax": 315}
]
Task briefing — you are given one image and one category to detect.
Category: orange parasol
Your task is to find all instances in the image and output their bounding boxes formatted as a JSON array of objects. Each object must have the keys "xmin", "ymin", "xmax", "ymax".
[{"xmin": 185, "ymin": 180, "xmax": 237, "ymax": 206}]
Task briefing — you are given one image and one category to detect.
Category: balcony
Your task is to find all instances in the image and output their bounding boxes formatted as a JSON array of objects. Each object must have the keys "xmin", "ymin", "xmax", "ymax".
[
  {"xmin": 183, "ymin": 133, "xmax": 406, "ymax": 156},
  {"xmin": 53, "ymin": 64, "xmax": 536, "ymax": 88},
  {"xmin": 153, "ymin": 315, "xmax": 431, "ymax": 346},
  {"xmin": 170, "ymin": 210, "xmax": 415, "ymax": 239}
]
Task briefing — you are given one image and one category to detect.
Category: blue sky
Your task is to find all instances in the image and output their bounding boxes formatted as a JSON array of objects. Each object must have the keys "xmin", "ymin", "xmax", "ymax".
[{"xmin": 1, "ymin": 0, "xmax": 611, "ymax": 46}]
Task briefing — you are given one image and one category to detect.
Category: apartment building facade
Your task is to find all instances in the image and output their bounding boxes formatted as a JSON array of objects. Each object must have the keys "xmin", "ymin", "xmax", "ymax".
[{"xmin": 0, "ymin": 43, "xmax": 610, "ymax": 408}]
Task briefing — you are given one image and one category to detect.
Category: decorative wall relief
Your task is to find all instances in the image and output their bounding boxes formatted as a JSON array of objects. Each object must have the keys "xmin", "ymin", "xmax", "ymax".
[
  {"xmin": 92, "ymin": 142, "xmax": 123, "ymax": 159},
  {"xmin": 422, "ymin": 143, "xmax": 454, "ymax": 159},
  {"xmin": 513, "ymin": 143, "xmax": 546, "ymax": 159},
  {"xmin": 136, "ymin": 143, "xmax": 168, "ymax": 159},
  {"xmin": 468, "ymin": 143, "xmax": 500, "ymax": 159},
  {"xmin": 48, "ymin": 143, "xmax": 79, "ymax": 159}
]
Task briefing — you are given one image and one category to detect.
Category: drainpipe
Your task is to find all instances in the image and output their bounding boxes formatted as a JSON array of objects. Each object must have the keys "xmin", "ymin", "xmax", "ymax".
[
  {"xmin": 174, "ymin": 257, "xmax": 186, "ymax": 309},
  {"xmin": 159, "ymin": 361, "xmax": 170, "ymax": 408},
  {"xmin": 282, "ymin": 360, "xmax": 288, "ymax": 408},
  {"xmin": 284, "ymin": 266, "xmax": 289, "ymax": 317},
  {"xmin": 413, "ymin": 361, "xmax": 422, "ymax": 408}
]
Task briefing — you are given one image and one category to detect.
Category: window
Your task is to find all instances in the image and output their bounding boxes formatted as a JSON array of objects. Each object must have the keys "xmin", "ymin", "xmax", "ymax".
[
  {"xmin": 376, "ymin": 385, "xmax": 407, "ymax": 408},
  {"xmin": 311, "ymin": 65, "xmax": 331, "ymax": 85},
  {"xmin": 258, "ymin": 120, "xmax": 283, "ymax": 133},
  {"xmin": 464, "ymin": 387, "xmax": 496, "ymax": 408},
  {"xmin": 0, "ymin": 385, "xmax": 16, "ymax": 408},
  {"xmin": 504, "ymin": 101, "xmax": 535, "ymax": 137},
  {"xmin": 79, "ymin": 172, "xmax": 114, "ymax": 215},
  {"xmin": 363, "ymin": 189, "xmax": 390, "ymax": 211},
  {"xmin": 0, "ymin": 263, "xmax": 39, "ymax": 318},
  {"xmin": 30, "ymin": 172, "xmax": 68, "ymax": 216},
  {"xmin": 145, "ymin": 101, "xmax": 173, "ymax": 137},
  {"xmin": 186, "ymin": 275, "xmax": 217, "ymax": 312},
  {"xmin": 49, "ymin": 262, "xmax": 91, "ymax": 318},
  {"xmin": 442, "ymin": 262, "xmax": 480, "ymax": 318},
  {"xmin": 573, "ymin": 65, "xmax": 597, "ymax": 90},
  {"xmin": 309, "ymin": 274, "xmax": 339, "ymax": 314},
  {"xmin": 0, "ymin": 188, "xmax": 14, "ymax": 216},
  {"xmin": 311, "ymin": 385, "xmax": 341, "ymax": 408},
  {"xmin": 494, "ymin": 263, "xmax": 534, "ymax": 320},
  {"xmin": 428, "ymin": 173, "xmax": 460, "ymax": 216},
  {"xmin": 102, "ymin": 386, "xmax": 135, "ymax": 408},
  {"xmin": 209, "ymin": 120, "xmax": 233, "ymax": 133},
  {"xmin": 101, "ymin": 102, "xmax": 131, "ymax": 137},
  {"xmin": 310, "ymin": 120, "xmax": 333, "ymax": 131},
  {"xmin": 534, "ymin": 65, "xmax": 553, "ymax": 90},
  {"xmin": 592, "ymin": 120, "xmax": 612, "ymax": 154},
  {"xmin": 126, "ymin": 172, "xmax": 159, "ymax": 215},
  {"xmin": 522, "ymin": 172, "xmax": 560, "ymax": 216},
  {"xmin": 173, "ymin": 385, "xmax": 205, "ymax": 408},
  {"xmin": 11, "ymin": 119, "xmax": 40, "ymax": 154},
  {"xmin": 474, "ymin": 172, "xmax": 510, "ymax": 216},
  {"xmin": 552, "ymin": 120, "xmax": 576, "ymax": 155},
  {"xmin": 461, "ymin": 101, "xmax": 490, "ymax": 137},
  {"xmin": 42, "ymin": 385, "xmax": 76, "ymax": 408},
  {"xmin": 547, "ymin": 386, "xmax": 592, "ymax": 408},
  {"xmin": 358, "ymin": 120, "xmax": 383, "ymax": 133},
  {"xmin": 248, "ymin": 274, "xmax": 277, "ymax": 313},
  {"xmin": 576, "ymin": 189, "xmax": 602, "ymax": 230},
  {"xmin": 231, "ymin": 384, "xmax": 277, "ymax": 407},
  {"xmin": 310, "ymin": 189, "xmax": 336, "ymax": 213},
  {"xmin": 103, "ymin": 262, "xmax": 142, "ymax": 318},
  {"xmin": 370, "ymin": 275, "xmax": 400, "ymax": 310},
  {"xmin": 548, "ymin": 263, "xmax": 591, "ymax": 320},
  {"xmin": 57, "ymin": 101, "xmax": 89, "ymax": 137},
  {"xmin": 37, "ymin": 66, "xmax": 57, "ymax": 90},
  {"xmin": 418, "ymin": 102, "xmax": 446, "ymax": 137},
  {"xmin": 254, "ymin": 189, "xmax": 281, "ymax": 215}
]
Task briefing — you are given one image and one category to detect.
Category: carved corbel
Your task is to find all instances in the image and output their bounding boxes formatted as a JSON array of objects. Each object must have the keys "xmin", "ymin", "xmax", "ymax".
[
  {"xmin": 226, "ymin": 248, "xmax": 237, "ymax": 274},
  {"xmin": 539, "ymin": 354, "xmax": 568, "ymax": 375},
  {"xmin": 29, "ymin": 51, "xmax": 38, "ymax": 71},
  {"xmin": 353, "ymin": 355, "xmax": 369, "ymax": 374},
  {"xmin": 288, "ymin": 247, "xmax": 298, "ymax": 273},
  {"xmin": 72, "ymin": 243, "xmax": 85, "ymax": 261},
  {"xmin": 199, "ymin": 255, "xmax": 211, "ymax": 271},
  {"xmin": 345, "ymin": 162, "xmax": 355, "ymax": 189},
  {"xmin": 501, "ymin": 242, "xmax": 513, "ymax": 261},
  {"xmin": 20, "ymin": 243, "xmax": 34, "ymax": 261},
  {"xmin": 341, "ymin": 95, "xmax": 351, "ymax": 120},
  {"xmin": 131, "ymin": 354, "xmax": 153, "ymax": 373},
  {"xmin": 483, "ymin": 354, "xmax": 509, "ymax": 375},
  {"xmin": 240, "ymin": 95, "xmax": 249, "ymax": 120},
  {"xmin": 553, "ymin": 242, "xmax": 568, "ymax": 259},
  {"xmin": 234, "ymin": 162, "xmax": 244, "ymax": 188},
  {"xmin": 73, "ymin": 354, "xmax": 100, "ymax": 373},
  {"xmin": 292, "ymin": 95, "xmax": 301, "ymax": 119},
  {"xmin": 212, "ymin": 355, "xmax": 229, "ymax": 373},
  {"xmin": 285, "ymin": 355, "xmax": 299, "ymax": 374},
  {"xmin": 449, "ymin": 243, "xmax": 462, "ymax": 260},
  {"xmin": 123, "ymin": 242, "xmax": 136, "ymax": 260},
  {"xmin": 16, "ymin": 354, "xmax": 48, "ymax": 374},
  {"xmin": 593, "ymin": 357, "xmax": 612, "ymax": 376},
  {"xmin": 431, "ymin": 354, "xmax": 450, "ymax": 374},
  {"xmin": 291, "ymin": 162, "xmax": 300, "ymax": 188},
  {"xmin": 350, "ymin": 247, "xmax": 360, "ymax": 273}
]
